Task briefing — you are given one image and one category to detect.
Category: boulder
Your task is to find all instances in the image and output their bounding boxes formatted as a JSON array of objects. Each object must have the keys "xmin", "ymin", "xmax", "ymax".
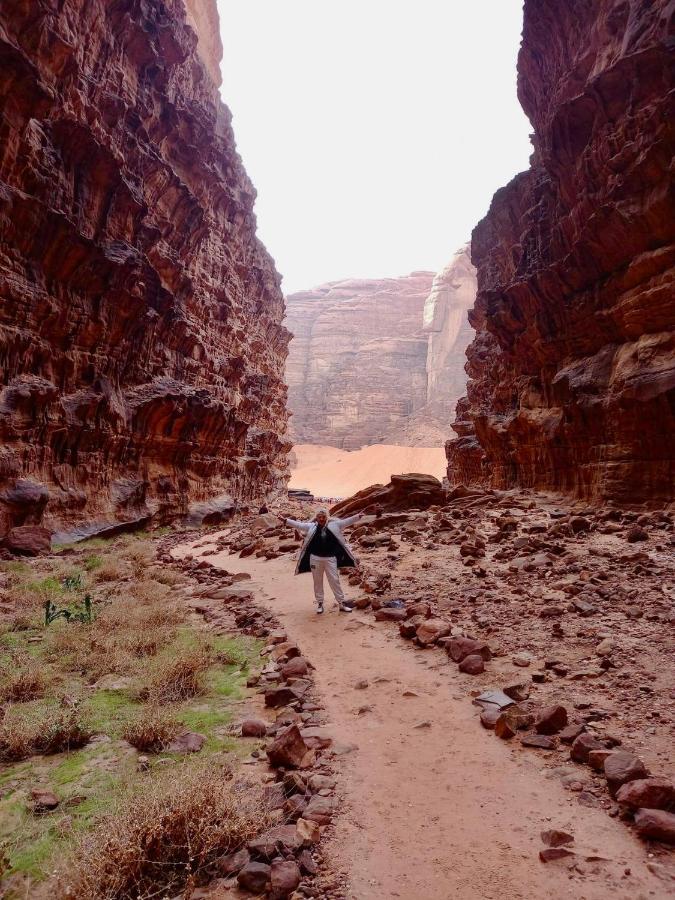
[
  {"xmin": 634, "ymin": 809, "xmax": 675, "ymax": 845},
  {"xmin": 330, "ymin": 473, "xmax": 447, "ymax": 517},
  {"xmin": 604, "ymin": 751, "xmax": 648, "ymax": 797},
  {"xmin": 5, "ymin": 525, "xmax": 52, "ymax": 556},
  {"xmin": 616, "ymin": 777, "xmax": 675, "ymax": 812}
]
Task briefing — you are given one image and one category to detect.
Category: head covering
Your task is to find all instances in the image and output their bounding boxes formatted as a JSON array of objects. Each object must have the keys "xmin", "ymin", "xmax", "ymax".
[{"xmin": 315, "ymin": 508, "xmax": 329, "ymax": 518}]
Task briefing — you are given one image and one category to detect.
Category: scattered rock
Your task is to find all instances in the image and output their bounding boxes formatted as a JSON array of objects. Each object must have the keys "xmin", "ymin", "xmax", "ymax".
[
  {"xmin": 616, "ymin": 777, "xmax": 675, "ymax": 812},
  {"xmin": 634, "ymin": 809, "xmax": 675, "ymax": 845},
  {"xmin": 30, "ymin": 789, "xmax": 59, "ymax": 813},
  {"xmin": 270, "ymin": 859, "xmax": 301, "ymax": 898},
  {"xmin": 604, "ymin": 751, "xmax": 648, "ymax": 797},
  {"xmin": 281, "ymin": 657, "xmax": 309, "ymax": 679},
  {"xmin": 167, "ymin": 732, "xmax": 206, "ymax": 754},
  {"xmin": 459, "ymin": 654, "xmax": 485, "ymax": 675},
  {"xmin": 541, "ymin": 829, "xmax": 574, "ymax": 847},
  {"xmin": 570, "ymin": 733, "xmax": 604, "ymax": 763},
  {"xmin": 237, "ymin": 861, "xmax": 271, "ymax": 893},
  {"xmin": 521, "ymin": 734, "xmax": 556, "ymax": 750},
  {"xmin": 5, "ymin": 525, "xmax": 52, "ymax": 556},
  {"xmin": 626, "ymin": 526, "xmax": 649, "ymax": 543},
  {"xmin": 219, "ymin": 848, "xmax": 250, "ymax": 875},
  {"xmin": 539, "ymin": 848, "xmax": 575, "ymax": 863},
  {"xmin": 534, "ymin": 705, "xmax": 568, "ymax": 735},
  {"xmin": 416, "ymin": 618, "xmax": 451, "ymax": 646},
  {"xmin": 480, "ymin": 707, "xmax": 501, "ymax": 729},
  {"xmin": 266, "ymin": 725, "xmax": 312, "ymax": 769},
  {"xmin": 241, "ymin": 719, "xmax": 268, "ymax": 738},
  {"xmin": 447, "ymin": 637, "xmax": 491, "ymax": 663},
  {"xmin": 512, "ymin": 653, "xmax": 531, "ymax": 667}
]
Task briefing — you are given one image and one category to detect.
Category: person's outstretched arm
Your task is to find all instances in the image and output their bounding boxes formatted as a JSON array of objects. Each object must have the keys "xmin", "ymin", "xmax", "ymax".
[
  {"xmin": 277, "ymin": 514, "xmax": 313, "ymax": 532},
  {"xmin": 334, "ymin": 504, "xmax": 383, "ymax": 527}
]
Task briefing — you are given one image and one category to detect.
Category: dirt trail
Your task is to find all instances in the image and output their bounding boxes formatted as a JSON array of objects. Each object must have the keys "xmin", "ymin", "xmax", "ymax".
[{"xmin": 173, "ymin": 540, "xmax": 669, "ymax": 900}]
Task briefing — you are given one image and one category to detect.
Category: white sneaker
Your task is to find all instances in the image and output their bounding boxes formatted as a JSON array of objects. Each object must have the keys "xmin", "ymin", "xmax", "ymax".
[
  {"xmin": 316, "ymin": 603, "xmax": 324, "ymax": 614},
  {"xmin": 338, "ymin": 602, "xmax": 355, "ymax": 613}
]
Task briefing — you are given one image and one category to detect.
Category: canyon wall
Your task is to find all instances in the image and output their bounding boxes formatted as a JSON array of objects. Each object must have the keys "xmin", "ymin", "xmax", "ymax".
[
  {"xmin": 285, "ymin": 246, "xmax": 476, "ymax": 449},
  {"xmin": 0, "ymin": 0, "xmax": 290, "ymax": 540},
  {"xmin": 447, "ymin": 0, "xmax": 675, "ymax": 503}
]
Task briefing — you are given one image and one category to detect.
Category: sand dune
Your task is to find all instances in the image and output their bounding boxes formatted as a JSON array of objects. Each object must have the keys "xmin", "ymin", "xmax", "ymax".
[{"xmin": 288, "ymin": 443, "xmax": 447, "ymax": 498}]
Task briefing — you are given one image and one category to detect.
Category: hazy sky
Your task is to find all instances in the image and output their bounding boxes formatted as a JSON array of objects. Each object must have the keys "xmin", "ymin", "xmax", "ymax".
[{"xmin": 216, "ymin": 1, "xmax": 531, "ymax": 293}]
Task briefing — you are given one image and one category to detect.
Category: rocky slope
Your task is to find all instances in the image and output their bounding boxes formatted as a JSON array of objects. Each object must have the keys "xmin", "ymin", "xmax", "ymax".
[
  {"xmin": 0, "ymin": 0, "xmax": 290, "ymax": 542},
  {"xmin": 285, "ymin": 246, "xmax": 476, "ymax": 449},
  {"xmin": 447, "ymin": 0, "xmax": 675, "ymax": 504}
]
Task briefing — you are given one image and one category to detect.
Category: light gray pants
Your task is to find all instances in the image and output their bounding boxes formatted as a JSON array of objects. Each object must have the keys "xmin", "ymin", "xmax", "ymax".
[{"xmin": 309, "ymin": 554, "xmax": 346, "ymax": 607}]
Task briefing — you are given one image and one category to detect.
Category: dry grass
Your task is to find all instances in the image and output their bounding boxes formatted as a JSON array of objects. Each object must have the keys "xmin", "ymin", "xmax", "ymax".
[
  {"xmin": 0, "ymin": 665, "xmax": 48, "ymax": 703},
  {"xmin": 0, "ymin": 709, "xmax": 91, "ymax": 762},
  {"xmin": 139, "ymin": 650, "xmax": 212, "ymax": 704},
  {"xmin": 55, "ymin": 765, "xmax": 272, "ymax": 900},
  {"xmin": 122, "ymin": 710, "xmax": 180, "ymax": 753}
]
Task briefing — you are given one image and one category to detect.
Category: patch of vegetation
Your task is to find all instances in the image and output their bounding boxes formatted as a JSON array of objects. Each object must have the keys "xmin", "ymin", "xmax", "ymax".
[{"xmin": 0, "ymin": 533, "xmax": 262, "ymax": 891}]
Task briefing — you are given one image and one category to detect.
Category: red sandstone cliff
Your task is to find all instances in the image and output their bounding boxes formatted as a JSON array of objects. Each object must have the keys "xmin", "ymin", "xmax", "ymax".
[
  {"xmin": 0, "ymin": 0, "xmax": 290, "ymax": 541},
  {"xmin": 285, "ymin": 250, "xmax": 476, "ymax": 450},
  {"xmin": 447, "ymin": 0, "xmax": 675, "ymax": 503}
]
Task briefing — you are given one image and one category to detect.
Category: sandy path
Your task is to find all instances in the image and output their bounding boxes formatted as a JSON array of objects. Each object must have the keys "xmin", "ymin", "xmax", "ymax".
[{"xmin": 173, "ymin": 539, "xmax": 669, "ymax": 900}]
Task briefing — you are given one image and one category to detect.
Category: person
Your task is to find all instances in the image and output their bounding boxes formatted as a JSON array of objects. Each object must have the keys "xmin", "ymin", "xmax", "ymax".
[{"xmin": 278, "ymin": 505, "xmax": 382, "ymax": 614}]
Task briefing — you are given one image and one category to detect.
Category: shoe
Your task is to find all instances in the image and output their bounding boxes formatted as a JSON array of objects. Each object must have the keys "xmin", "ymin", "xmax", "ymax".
[
  {"xmin": 316, "ymin": 604, "xmax": 324, "ymax": 615},
  {"xmin": 338, "ymin": 603, "xmax": 355, "ymax": 613}
]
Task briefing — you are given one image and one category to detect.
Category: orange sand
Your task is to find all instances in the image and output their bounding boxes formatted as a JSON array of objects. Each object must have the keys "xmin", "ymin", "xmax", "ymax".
[{"xmin": 288, "ymin": 443, "xmax": 447, "ymax": 498}]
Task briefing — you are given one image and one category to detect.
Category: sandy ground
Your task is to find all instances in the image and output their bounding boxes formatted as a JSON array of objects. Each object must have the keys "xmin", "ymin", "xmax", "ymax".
[
  {"xmin": 172, "ymin": 536, "xmax": 671, "ymax": 900},
  {"xmin": 289, "ymin": 444, "xmax": 447, "ymax": 498}
]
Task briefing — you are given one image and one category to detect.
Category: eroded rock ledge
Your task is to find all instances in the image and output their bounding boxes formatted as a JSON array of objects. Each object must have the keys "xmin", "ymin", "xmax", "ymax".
[
  {"xmin": 0, "ymin": 0, "xmax": 290, "ymax": 540},
  {"xmin": 447, "ymin": 0, "xmax": 675, "ymax": 503}
]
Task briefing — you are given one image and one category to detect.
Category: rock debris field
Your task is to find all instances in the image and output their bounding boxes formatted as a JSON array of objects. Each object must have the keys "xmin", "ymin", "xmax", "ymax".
[{"xmin": 172, "ymin": 483, "xmax": 675, "ymax": 899}]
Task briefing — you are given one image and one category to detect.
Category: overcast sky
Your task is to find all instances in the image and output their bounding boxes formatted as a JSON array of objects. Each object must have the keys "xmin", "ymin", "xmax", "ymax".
[{"xmin": 216, "ymin": 1, "xmax": 531, "ymax": 293}]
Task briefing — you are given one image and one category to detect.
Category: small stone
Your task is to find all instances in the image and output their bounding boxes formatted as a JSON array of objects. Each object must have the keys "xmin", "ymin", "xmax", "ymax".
[
  {"xmin": 534, "ymin": 705, "xmax": 568, "ymax": 735},
  {"xmin": 354, "ymin": 679, "xmax": 369, "ymax": 690},
  {"xmin": 297, "ymin": 849, "xmax": 318, "ymax": 876},
  {"xmin": 503, "ymin": 682, "xmax": 531, "ymax": 702},
  {"xmin": 604, "ymin": 751, "xmax": 648, "ymax": 797},
  {"xmin": 447, "ymin": 637, "xmax": 491, "ymax": 663},
  {"xmin": 521, "ymin": 734, "xmax": 556, "ymax": 750},
  {"xmin": 167, "ymin": 732, "xmax": 206, "ymax": 753},
  {"xmin": 459, "ymin": 654, "xmax": 485, "ymax": 675},
  {"xmin": 595, "ymin": 638, "xmax": 613, "ymax": 657},
  {"xmin": 559, "ymin": 723, "xmax": 585, "ymax": 744},
  {"xmin": 296, "ymin": 817, "xmax": 321, "ymax": 844},
  {"xmin": 587, "ymin": 749, "xmax": 613, "ymax": 771},
  {"xmin": 248, "ymin": 825, "xmax": 304, "ymax": 859},
  {"xmin": 541, "ymin": 829, "xmax": 574, "ymax": 847},
  {"xmin": 270, "ymin": 859, "xmax": 301, "ymax": 898},
  {"xmin": 495, "ymin": 711, "xmax": 518, "ymax": 740},
  {"xmin": 219, "ymin": 847, "xmax": 250, "ymax": 875},
  {"xmin": 626, "ymin": 526, "xmax": 649, "ymax": 543},
  {"xmin": 374, "ymin": 607, "xmax": 407, "ymax": 621},
  {"xmin": 480, "ymin": 707, "xmax": 501, "ymax": 729},
  {"xmin": 281, "ymin": 657, "xmax": 309, "ymax": 679},
  {"xmin": 415, "ymin": 618, "xmax": 451, "ymax": 646},
  {"xmin": 634, "ymin": 809, "xmax": 675, "ymax": 845},
  {"xmin": 237, "ymin": 861, "xmax": 271, "ymax": 893},
  {"xmin": 570, "ymin": 733, "xmax": 604, "ymax": 763},
  {"xmin": 539, "ymin": 847, "xmax": 574, "ymax": 863},
  {"xmin": 241, "ymin": 718, "xmax": 268, "ymax": 738},
  {"xmin": 512, "ymin": 653, "xmax": 531, "ymax": 668}
]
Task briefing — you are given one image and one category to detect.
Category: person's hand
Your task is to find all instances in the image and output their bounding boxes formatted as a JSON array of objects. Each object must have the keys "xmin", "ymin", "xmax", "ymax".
[{"xmin": 277, "ymin": 513, "xmax": 288, "ymax": 523}]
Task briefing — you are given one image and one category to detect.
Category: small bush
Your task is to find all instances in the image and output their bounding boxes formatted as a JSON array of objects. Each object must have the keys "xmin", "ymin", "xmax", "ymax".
[
  {"xmin": 122, "ymin": 710, "xmax": 180, "ymax": 752},
  {"xmin": 140, "ymin": 651, "xmax": 211, "ymax": 704},
  {"xmin": 55, "ymin": 765, "xmax": 271, "ymax": 899},
  {"xmin": 0, "ymin": 665, "xmax": 47, "ymax": 702},
  {"xmin": 0, "ymin": 709, "xmax": 90, "ymax": 761}
]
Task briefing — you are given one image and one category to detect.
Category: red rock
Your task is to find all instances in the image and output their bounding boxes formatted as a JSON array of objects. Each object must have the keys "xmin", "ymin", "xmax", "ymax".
[
  {"xmin": 30, "ymin": 789, "xmax": 59, "ymax": 812},
  {"xmin": 266, "ymin": 725, "xmax": 311, "ymax": 769},
  {"xmin": 296, "ymin": 817, "xmax": 321, "ymax": 845},
  {"xmin": 167, "ymin": 732, "xmax": 206, "ymax": 754},
  {"xmin": 264, "ymin": 686, "xmax": 304, "ymax": 708},
  {"xmin": 587, "ymin": 749, "xmax": 614, "ymax": 772},
  {"xmin": 534, "ymin": 705, "xmax": 568, "ymax": 735},
  {"xmin": 495, "ymin": 711, "xmax": 518, "ymax": 740},
  {"xmin": 521, "ymin": 734, "xmax": 556, "ymax": 750},
  {"xmin": 303, "ymin": 795, "xmax": 335, "ymax": 825},
  {"xmin": 5, "ymin": 526, "xmax": 52, "ymax": 556},
  {"xmin": 280, "ymin": 657, "xmax": 309, "ymax": 679},
  {"xmin": 270, "ymin": 859, "xmax": 301, "ymax": 898},
  {"xmin": 559, "ymin": 723, "xmax": 585, "ymax": 744},
  {"xmin": 604, "ymin": 751, "xmax": 648, "ymax": 797},
  {"xmin": 331, "ymin": 474, "xmax": 447, "ymax": 517},
  {"xmin": 539, "ymin": 848, "xmax": 575, "ymax": 863},
  {"xmin": 298, "ymin": 849, "xmax": 318, "ymax": 876},
  {"xmin": 241, "ymin": 719, "xmax": 268, "ymax": 738},
  {"xmin": 374, "ymin": 607, "xmax": 407, "ymax": 622},
  {"xmin": 616, "ymin": 777, "xmax": 675, "ymax": 812},
  {"xmin": 237, "ymin": 861, "xmax": 271, "ymax": 893},
  {"xmin": 218, "ymin": 847, "xmax": 250, "ymax": 875},
  {"xmin": 541, "ymin": 829, "xmax": 574, "ymax": 847},
  {"xmin": 480, "ymin": 707, "xmax": 501, "ymax": 729},
  {"xmin": 399, "ymin": 616, "xmax": 423, "ymax": 639},
  {"xmin": 570, "ymin": 733, "xmax": 604, "ymax": 763},
  {"xmin": 446, "ymin": 1, "xmax": 674, "ymax": 504},
  {"xmin": 633, "ymin": 809, "xmax": 675, "ymax": 845},
  {"xmin": 416, "ymin": 618, "xmax": 451, "ymax": 646},
  {"xmin": 0, "ymin": 0, "xmax": 289, "ymax": 541},
  {"xmin": 459, "ymin": 654, "xmax": 485, "ymax": 675},
  {"xmin": 247, "ymin": 825, "xmax": 304, "ymax": 859},
  {"xmin": 626, "ymin": 526, "xmax": 649, "ymax": 543},
  {"xmin": 447, "ymin": 637, "xmax": 491, "ymax": 663}
]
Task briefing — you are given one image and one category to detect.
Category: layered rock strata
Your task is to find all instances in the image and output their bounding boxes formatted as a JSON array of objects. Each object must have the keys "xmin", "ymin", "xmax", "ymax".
[
  {"xmin": 285, "ymin": 246, "xmax": 476, "ymax": 449},
  {"xmin": 447, "ymin": 0, "xmax": 675, "ymax": 503},
  {"xmin": 0, "ymin": 0, "xmax": 290, "ymax": 540}
]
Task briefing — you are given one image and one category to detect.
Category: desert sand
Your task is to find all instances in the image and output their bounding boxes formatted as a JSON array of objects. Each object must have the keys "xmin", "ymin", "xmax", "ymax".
[{"xmin": 288, "ymin": 443, "xmax": 447, "ymax": 497}]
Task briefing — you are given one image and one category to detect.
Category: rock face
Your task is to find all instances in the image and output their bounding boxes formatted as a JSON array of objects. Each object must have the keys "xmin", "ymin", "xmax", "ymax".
[
  {"xmin": 285, "ymin": 246, "xmax": 476, "ymax": 449},
  {"xmin": 447, "ymin": 0, "xmax": 675, "ymax": 503},
  {"xmin": 0, "ymin": 0, "xmax": 290, "ymax": 540}
]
